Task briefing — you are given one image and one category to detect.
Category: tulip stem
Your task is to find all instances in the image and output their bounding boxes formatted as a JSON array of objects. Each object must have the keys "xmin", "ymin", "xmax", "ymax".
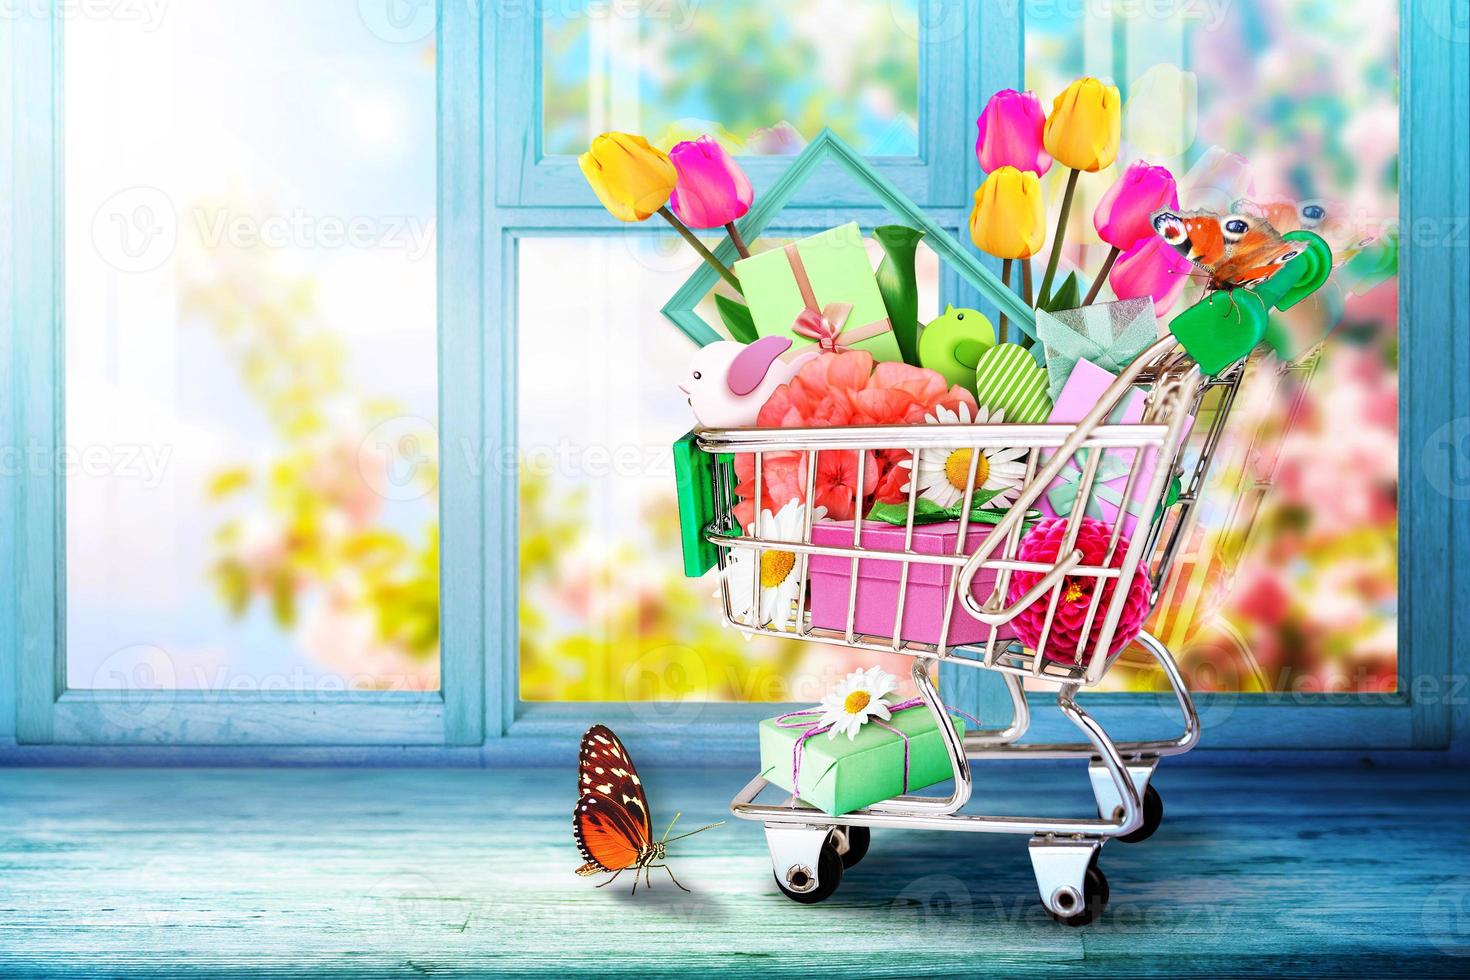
[
  {"xmin": 658, "ymin": 207, "xmax": 742, "ymax": 292},
  {"xmin": 1037, "ymin": 167, "xmax": 1080, "ymax": 308},
  {"xmin": 724, "ymin": 222, "xmax": 751, "ymax": 259},
  {"xmin": 1082, "ymin": 246, "xmax": 1120, "ymax": 306},
  {"xmin": 1022, "ymin": 260, "xmax": 1034, "ymax": 307},
  {"xmin": 999, "ymin": 260, "xmax": 1012, "ymax": 345}
]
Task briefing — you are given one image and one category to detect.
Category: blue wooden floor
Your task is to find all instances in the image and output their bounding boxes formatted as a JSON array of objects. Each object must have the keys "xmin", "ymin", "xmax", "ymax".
[{"xmin": 0, "ymin": 764, "xmax": 1467, "ymax": 977}]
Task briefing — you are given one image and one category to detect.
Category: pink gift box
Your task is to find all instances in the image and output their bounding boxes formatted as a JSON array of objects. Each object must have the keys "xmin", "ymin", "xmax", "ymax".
[
  {"xmin": 807, "ymin": 520, "xmax": 1015, "ymax": 647},
  {"xmin": 1038, "ymin": 358, "xmax": 1193, "ymax": 540}
]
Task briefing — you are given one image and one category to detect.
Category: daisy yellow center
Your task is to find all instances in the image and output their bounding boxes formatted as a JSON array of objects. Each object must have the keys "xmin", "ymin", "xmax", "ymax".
[
  {"xmin": 759, "ymin": 550, "xmax": 796, "ymax": 589},
  {"xmin": 843, "ymin": 690, "xmax": 871, "ymax": 714},
  {"xmin": 1064, "ymin": 582, "xmax": 1086, "ymax": 603},
  {"xmin": 944, "ymin": 449, "xmax": 989, "ymax": 492}
]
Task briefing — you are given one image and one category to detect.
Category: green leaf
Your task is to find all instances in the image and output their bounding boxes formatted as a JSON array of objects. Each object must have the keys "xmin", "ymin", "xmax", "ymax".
[
  {"xmin": 865, "ymin": 492, "xmax": 1040, "ymax": 528},
  {"xmin": 1039, "ymin": 271, "xmax": 1080, "ymax": 313},
  {"xmin": 713, "ymin": 293, "xmax": 758, "ymax": 344},
  {"xmin": 874, "ymin": 225, "xmax": 925, "ymax": 366}
]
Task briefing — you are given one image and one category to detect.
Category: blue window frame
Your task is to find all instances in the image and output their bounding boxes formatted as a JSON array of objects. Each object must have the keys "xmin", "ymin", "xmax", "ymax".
[
  {"xmin": 2, "ymin": 2, "xmax": 1466, "ymax": 762},
  {"xmin": 1, "ymin": 2, "xmax": 486, "ymax": 751}
]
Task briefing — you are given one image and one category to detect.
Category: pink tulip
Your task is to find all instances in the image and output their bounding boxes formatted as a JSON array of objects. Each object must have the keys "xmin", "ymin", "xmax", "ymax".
[
  {"xmin": 667, "ymin": 136, "xmax": 754, "ymax": 229},
  {"xmin": 1094, "ymin": 159, "xmax": 1179, "ymax": 250},
  {"xmin": 1109, "ymin": 236, "xmax": 1193, "ymax": 314},
  {"xmin": 975, "ymin": 89, "xmax": 1052, "ymax": 176}
]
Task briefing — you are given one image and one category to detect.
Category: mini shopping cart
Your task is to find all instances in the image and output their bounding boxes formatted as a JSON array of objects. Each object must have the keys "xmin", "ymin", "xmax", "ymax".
[{"xmin": 694, "ymin": 335, "xmax": 1243, "ymax": 926}]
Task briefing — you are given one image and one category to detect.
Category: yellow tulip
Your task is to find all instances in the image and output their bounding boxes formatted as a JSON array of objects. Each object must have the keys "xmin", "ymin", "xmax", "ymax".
[
  {"xmin": 578, "ymin": 132, "xmax": 677, "ymax": 222},
  {"xmin": 969, "ymin": 167, "xmax": 1046, "ymax": 260},
  {"xmin": 1043, "ymin": 77, "xmax": 1122, "ymax": 173}
]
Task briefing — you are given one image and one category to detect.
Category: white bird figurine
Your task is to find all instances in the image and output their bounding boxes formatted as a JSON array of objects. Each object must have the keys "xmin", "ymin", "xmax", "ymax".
[{"xmin": 679, "ymin": 336, "xmax": 811, "ymax": 429}]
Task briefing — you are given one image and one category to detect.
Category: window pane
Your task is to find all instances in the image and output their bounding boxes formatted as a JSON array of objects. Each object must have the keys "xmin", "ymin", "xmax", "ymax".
[
  {"xmin": 542, "ymin": 0, "xmax": 921, "ymax": 156},
  {"xmin": 1025, "ymin": 1, "xmax": 1399, "ymax": 694},
  {"xmin": 64, "ymin": 3, "xmax": 440, "ymax": 692},
  {"xmin": 518, "ymin": 235, "xmax": 940, "ymax": 702}
]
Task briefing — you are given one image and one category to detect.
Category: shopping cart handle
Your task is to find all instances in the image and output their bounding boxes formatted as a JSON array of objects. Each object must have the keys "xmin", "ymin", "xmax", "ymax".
[{"xmin": 960, "ymin": 548, "xmax": 1084, "ymax": 625}]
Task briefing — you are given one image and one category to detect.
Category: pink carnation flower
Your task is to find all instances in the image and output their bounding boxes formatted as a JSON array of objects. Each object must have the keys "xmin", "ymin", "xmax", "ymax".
[
  {"xmin": 733, "ymin": 350, "xmax": 977, "ymax": 529},
  {"xmin": 1007, "ymin": 517, "xmax": 1152, "ymax": 664}
]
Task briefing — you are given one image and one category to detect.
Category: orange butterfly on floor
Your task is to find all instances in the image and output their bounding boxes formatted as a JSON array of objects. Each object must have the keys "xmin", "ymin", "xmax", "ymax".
[
  {"xmin": 573, "ymin": 724, "xmax": 722, "ymax": 893},
  {"xmin": 1151, "ymin": 208, "xmax": 1304, "ymax": 293}
]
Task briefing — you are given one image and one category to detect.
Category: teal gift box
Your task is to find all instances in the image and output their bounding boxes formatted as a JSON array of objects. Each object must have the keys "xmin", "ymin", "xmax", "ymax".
[
  {"xmin": 758, "ymin": 705, "xmax": 966, "ymax": 816},
  {"xmin": 733, "ymin": 222, "xmax": 901, "ymax": 362}
]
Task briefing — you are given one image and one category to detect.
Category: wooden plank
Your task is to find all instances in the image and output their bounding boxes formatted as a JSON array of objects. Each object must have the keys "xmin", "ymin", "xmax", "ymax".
[
  {"xmin": 0, "ymin": 0, "xmax": 20, "ymax": 744},
  {"xmin": 1401, "ymin": 0, "xmax": 1470, "ymax": 752},
  {"xmin": 0, "ymin": 766, "xmax": 1465, "ymax": 976},
  {"xmin": 11, "ymin": 4, "xmax": 61, "ymax": 745},
  {"xmin": 438, "ymin": 0, "xmax": 488, "ymax": 745}
]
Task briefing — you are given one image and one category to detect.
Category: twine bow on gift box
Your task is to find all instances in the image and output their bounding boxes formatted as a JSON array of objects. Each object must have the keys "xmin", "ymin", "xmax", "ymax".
[
  {"xmin": 775, "ymin": 697, "xmax": 980, "ymax": 799},
  {"xmin": 784, "ymin": 243, "xmax": 889, "ymax": 354}
]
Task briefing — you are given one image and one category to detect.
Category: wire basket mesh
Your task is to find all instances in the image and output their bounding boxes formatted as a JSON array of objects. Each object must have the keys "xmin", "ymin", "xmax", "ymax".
[{"xmin": 696, "ymin": 337, "xmax": 1245, "ymax": 688}]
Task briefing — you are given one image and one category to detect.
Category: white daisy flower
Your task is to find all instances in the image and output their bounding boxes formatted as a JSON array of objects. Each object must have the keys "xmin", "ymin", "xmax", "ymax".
[
  {"xmin": 901, "ymin": 402, "xmax": 1028, "ymax": 510},
  {"xmin": 817, "ymin": 666, "xmax": 899, "ymax": 740},
  {"xmin": 724, "ymin": 498, "xmax": 822, "ymax": 632}
]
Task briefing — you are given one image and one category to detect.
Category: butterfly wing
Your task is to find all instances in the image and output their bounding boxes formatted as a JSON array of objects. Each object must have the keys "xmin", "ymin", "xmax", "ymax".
[
  {"xmin": 1153, "ymin": 208, "xmax": 1301, "ymax": 291},
  {"xmin": 572, "ymin": 725, "xmax": 653, "ymax": 874}
]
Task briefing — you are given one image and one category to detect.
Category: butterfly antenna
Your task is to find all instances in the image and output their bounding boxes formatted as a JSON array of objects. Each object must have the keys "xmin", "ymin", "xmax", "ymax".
[
  {"xmin": 660, "ymin": 811, "xmax": 682, "ymax": 843},
  {"xmin": 664, "ymin": 820, "xmax": 726, "ymax": 844}
]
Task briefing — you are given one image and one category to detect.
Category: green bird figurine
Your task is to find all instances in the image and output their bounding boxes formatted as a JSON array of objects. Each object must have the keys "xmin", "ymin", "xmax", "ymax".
[{"xmin": 919, "ymin": 304, "xmax": 996, "ymax": 392}]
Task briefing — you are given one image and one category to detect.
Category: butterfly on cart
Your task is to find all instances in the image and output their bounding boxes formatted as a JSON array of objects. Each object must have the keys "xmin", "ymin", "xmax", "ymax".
[
  {"xmin": 573, "ymin": 724, "xmax": 723, "ymax": 894},
  {"xmin": 1151, "ymin": 208, "xmax": 1305, "ymax": 293}
]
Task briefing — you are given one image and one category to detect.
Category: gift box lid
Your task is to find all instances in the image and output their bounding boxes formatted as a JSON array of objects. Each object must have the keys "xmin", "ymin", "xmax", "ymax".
[
  {"xmin": 732, "ymin": 222, "xmax": 900, "ymax": 363},
  {"xmin": 808, "ymin": 519, "xmax": 996, "ymax": 585}
]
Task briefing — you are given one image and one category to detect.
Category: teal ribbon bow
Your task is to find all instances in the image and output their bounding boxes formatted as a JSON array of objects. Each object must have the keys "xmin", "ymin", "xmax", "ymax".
[
  {"xmin": 1036, "ymin": 298, "xmax": 1158, "ymax": 402},
  {"xmin": 1045, "ymin": 446, "xmax": 1149, "ymax": 522}
]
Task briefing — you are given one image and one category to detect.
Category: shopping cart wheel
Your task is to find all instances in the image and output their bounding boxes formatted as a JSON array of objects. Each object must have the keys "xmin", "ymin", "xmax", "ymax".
[
  {"xmin": 1113, "ymin": 784, "xmax": 1164, "ymax": 844},
  {"xmin": 1048, "ymin": 863, "xmax": 1109, "ymax": 927},
  {"xmin": 773, "ymin": 839, "xmax": 844, "ymax": 904},
  {"xmin": 831, "ymin": 825, "xmax": 870, "ymax": 869}
]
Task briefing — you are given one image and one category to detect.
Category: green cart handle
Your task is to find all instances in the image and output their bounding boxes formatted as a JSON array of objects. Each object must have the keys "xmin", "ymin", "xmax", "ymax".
[{"xmin": 1166, "ymin": 231, "xmax": 1334, "ymax": 375}]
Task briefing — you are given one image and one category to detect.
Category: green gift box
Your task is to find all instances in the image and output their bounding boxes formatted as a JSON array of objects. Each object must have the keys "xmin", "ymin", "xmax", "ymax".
[
  {"xmin": 758, "ymin": 705, "xmax": 966, "ymax": 816},
  {"xmin": 733, "ymin": 223, "xmax": 901, "ymax": 362}
]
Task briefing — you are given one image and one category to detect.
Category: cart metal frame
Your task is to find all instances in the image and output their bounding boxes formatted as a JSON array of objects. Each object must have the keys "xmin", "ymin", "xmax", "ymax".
[{"xmin": 695, "ymin": 337, "xmax": 1244, "ymax": 923}]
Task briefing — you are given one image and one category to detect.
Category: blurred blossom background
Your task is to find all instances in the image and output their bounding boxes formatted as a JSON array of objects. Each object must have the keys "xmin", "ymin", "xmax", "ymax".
[
  {"xmin": 523, "ymin": 0, "xmax": 1400, "ymax": 703},
  {"xmin": 66, "ymin": 2, "xmax": 440, "ymax": 692},
  {"xmin": 61, "ymin": 0, "xmax": 1398, "ymax": 703},
  {"xmin": 1025, "ymin": 0, "xmax": 1399, "ymax": 694},
  {"xmin": 541, "ymin": 0, "xmax": 921, "ymax": 156}
]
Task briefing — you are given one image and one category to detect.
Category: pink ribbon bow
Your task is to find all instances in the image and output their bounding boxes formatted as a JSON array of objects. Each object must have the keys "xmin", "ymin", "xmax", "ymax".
[{"xmin": 791, "ymin": 302, "xmax": 856, "ymax": 352}]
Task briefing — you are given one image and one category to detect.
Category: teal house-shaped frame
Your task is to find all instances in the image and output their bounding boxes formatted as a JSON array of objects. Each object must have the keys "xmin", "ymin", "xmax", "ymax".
[{"xmin": 659, "ymin": 130, "xmax": 1037, "ymax": 349}]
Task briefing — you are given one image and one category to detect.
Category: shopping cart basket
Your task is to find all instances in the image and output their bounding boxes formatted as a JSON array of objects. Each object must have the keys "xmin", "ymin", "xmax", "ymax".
[{"xmin": 696, "ymin": 334, "xmax": 1244, "ymax": 925}]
